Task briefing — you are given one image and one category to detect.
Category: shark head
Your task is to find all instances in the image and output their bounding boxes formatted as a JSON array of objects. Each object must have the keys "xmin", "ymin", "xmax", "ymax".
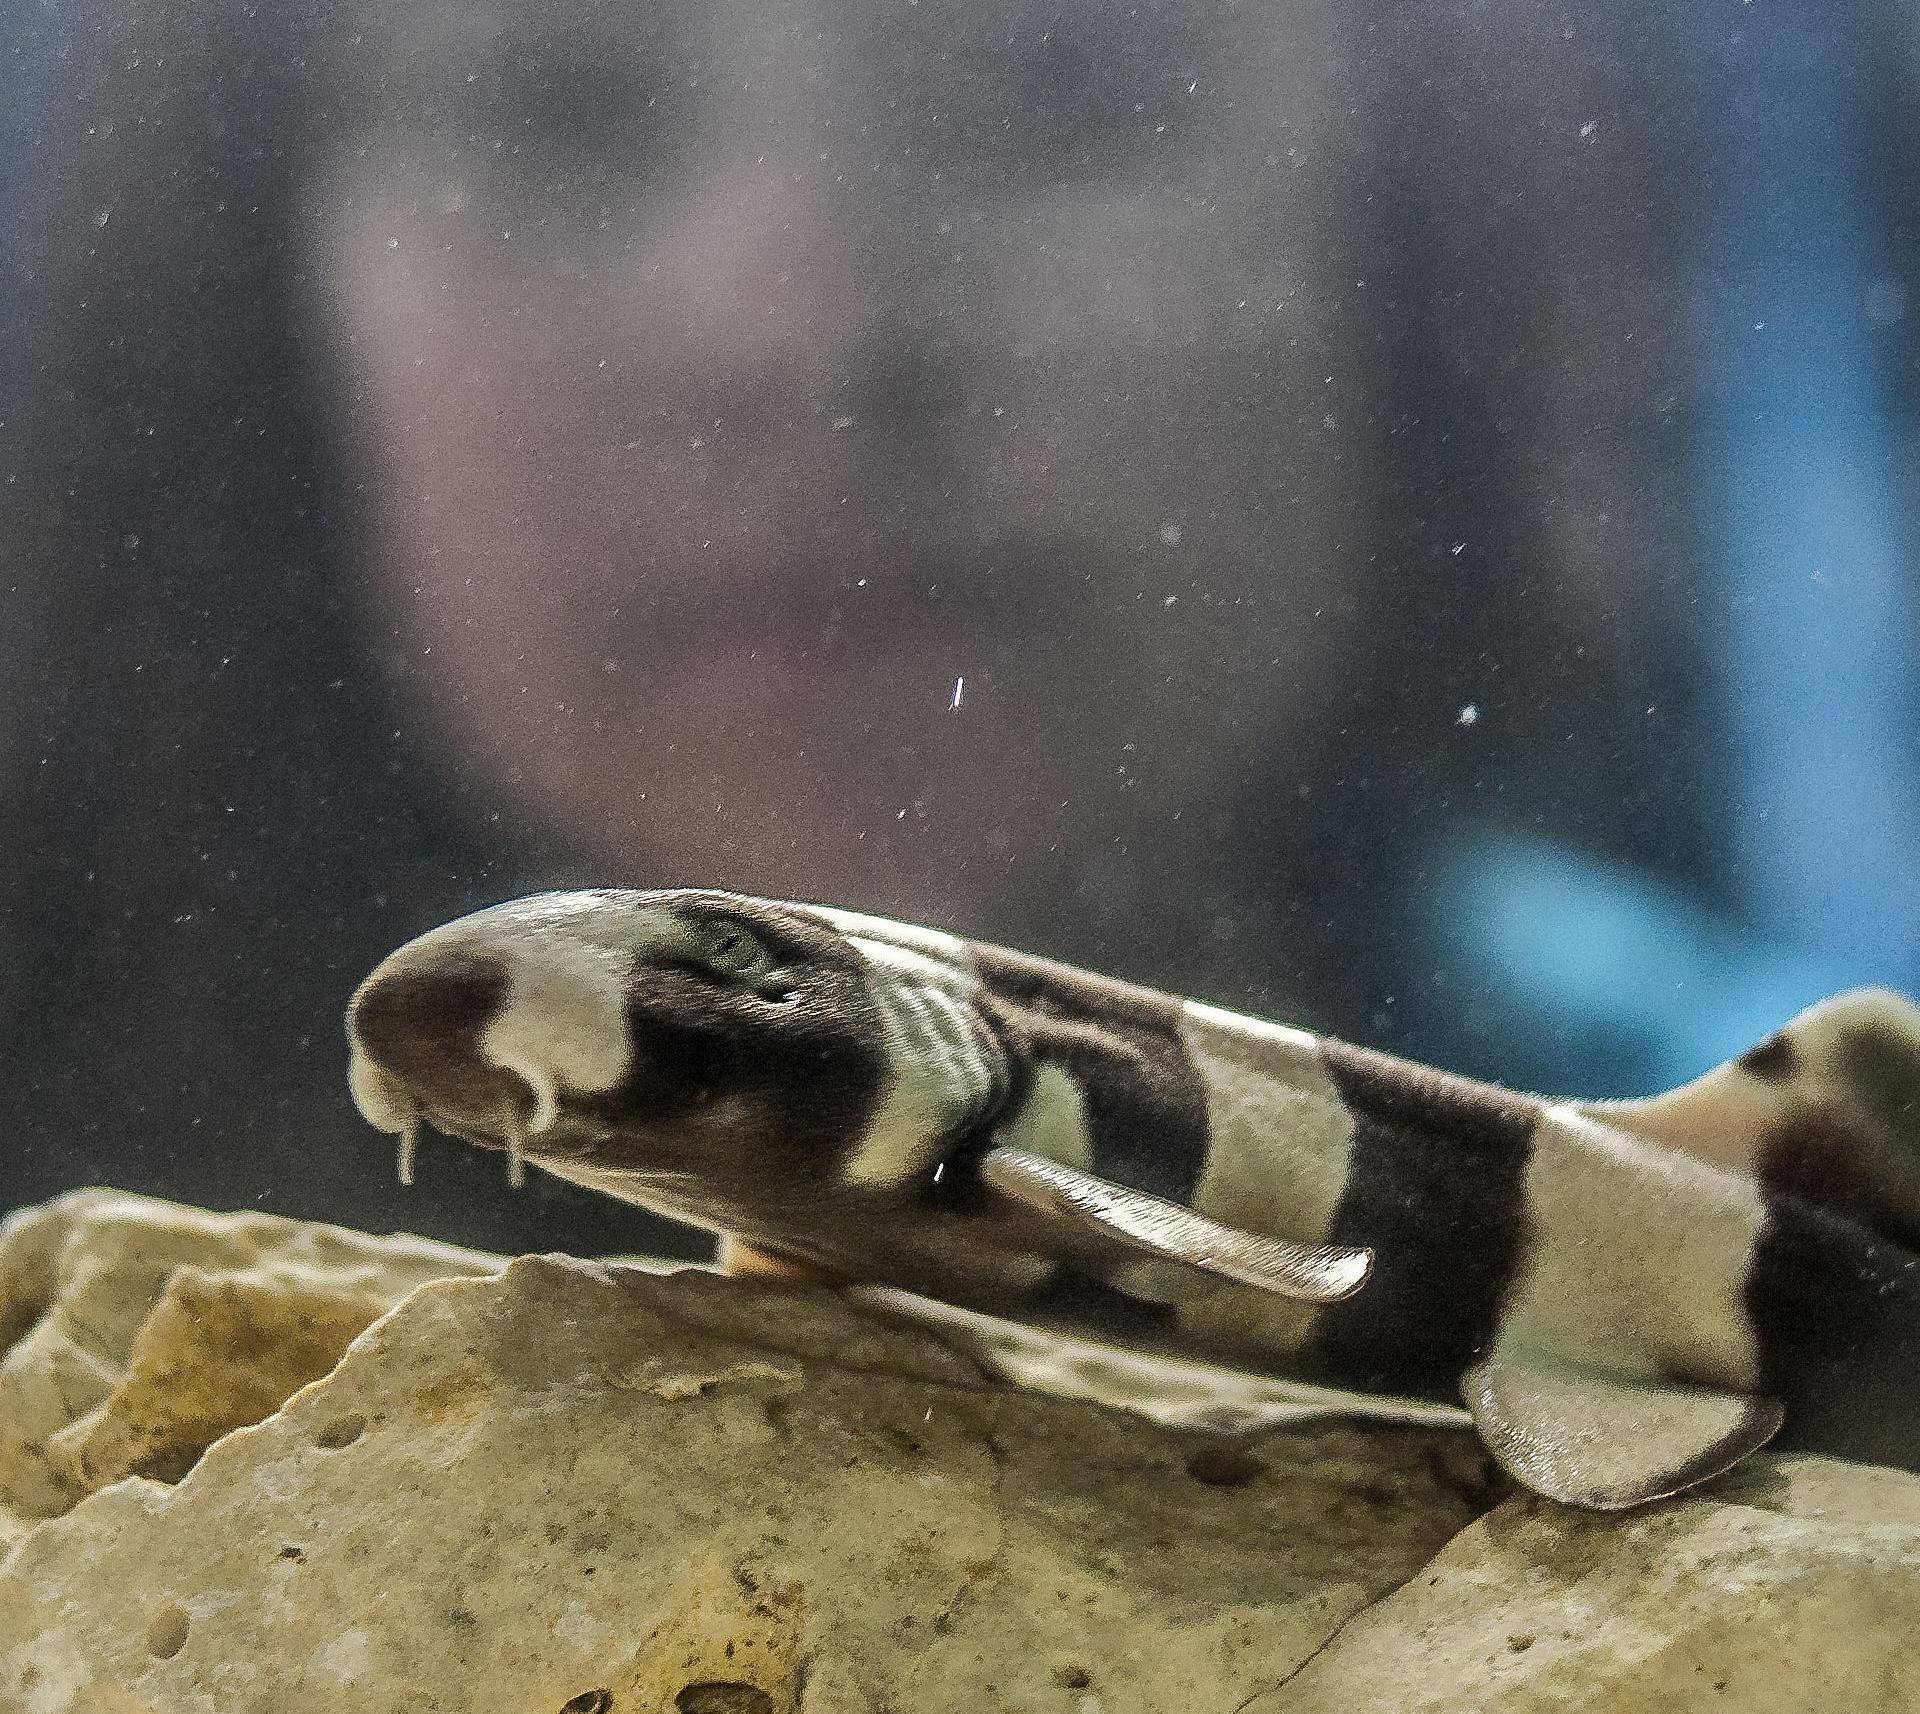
[
  {"xmin": 348, "ymin": 887, "xmax": 1371, "ymax": 1311},
  {"xmin": 346, "ymin": 887, "xmax": 1014, "ymax": 1246}
]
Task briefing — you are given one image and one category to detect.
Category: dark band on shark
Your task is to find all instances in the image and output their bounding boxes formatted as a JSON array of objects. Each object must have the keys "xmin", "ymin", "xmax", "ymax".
[
  {"xmin": 1834, "ymin": 1017, "xmax": 1920, "ymax": 1145},
  {"xmin": 1747, "ymin": 999, "xmax": 1920, "ymax": 1254},
  {"xmin": 1736, "ymin": 1031, "xmax": 1798, "ymax": 1081},
  {"xmin": 1743, "ymin": 1008, "xmax": 1920, "ymax": 1428},
  {"xmin": 578, "ymin": 895, "xmax": 894, "ymax": 1176},
  {"xmin": 969, "ymin": 942, "xmax": 1212, "ymax": 1208},
  {"xmin": 1754, "ymin": 1108, "xmax": 1888, "ymax": 1239},
  {"xmin": 1022, "ymin": 1267, "xmax": 1182, "ymax": 1343},
  {"xmin": 1309, "ymin": 1039, "xmax": 1539, "ymax": 1395},
  {"xmin": 1745, "ymin": 1193, "xmax": 1920, "ymax": 1470}
]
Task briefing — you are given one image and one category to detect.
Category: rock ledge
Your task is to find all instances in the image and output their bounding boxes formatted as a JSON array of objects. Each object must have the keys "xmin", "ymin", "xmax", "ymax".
[{"xmin": 2, "ymin": 1189, "xmax": 1918, "ymax": 1713}]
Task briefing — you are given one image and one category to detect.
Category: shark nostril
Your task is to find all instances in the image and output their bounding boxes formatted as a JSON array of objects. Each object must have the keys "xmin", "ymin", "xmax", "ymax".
[{"xmin": 349, "ymin": 949, "xmax": 513, "ymax": 1073}]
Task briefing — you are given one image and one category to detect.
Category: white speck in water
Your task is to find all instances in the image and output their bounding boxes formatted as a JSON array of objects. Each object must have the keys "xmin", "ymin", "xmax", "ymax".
[
  {"xmin": 831, "ymin": 414, "xmax": 856, "ymax": 430},
  {"xmin": 94, "ymin": 207, "xmax": 111, "ymax": 227},
  {"xmin": 1450, "ymin": 541, "xmax": 1467, "ymax": 556},
  {"xmin": 924, "ymin": 1405, "xmax": 935, "ymax": 1422},
  {"xmin": 1162, "ymin": 594, "xmax": 1177, "ymax": 607},
  {"xmin": 386, "ymin": 237, "xmax": 399, "ymax": 250},
  {"xmin": 1457, "ymin": 703, "xmax": 1479, "ymax": 726},
  {"xmin": 1580, "ymin": 119, "xmax": 1599, "ymax": 139},
  {"xmin": 1158, "ymin": 522, "xmax": 1183, "ymax": 548},
  {"xmin": 949, "ymin": 675, "xmax": 965, "ymax": 710},
  {"xmin": 1866, "ymin": 278, "xmax": 1908, "ymax": 326},
  {"xmin": 932, "ymin": 1161, "xmax": 946, "ymax": 1184}
]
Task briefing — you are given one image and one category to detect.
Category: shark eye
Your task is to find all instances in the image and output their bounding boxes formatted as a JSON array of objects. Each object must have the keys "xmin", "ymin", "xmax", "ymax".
[{"xmin": 694, "ymin": 920, "xmax": 775, "ymax": 983}]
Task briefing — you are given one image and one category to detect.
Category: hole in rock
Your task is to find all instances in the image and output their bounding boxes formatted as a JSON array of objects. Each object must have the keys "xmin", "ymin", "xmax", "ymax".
[
  {"xmin": 1183, "ymin": 1443, "xmax": 1265, "ymax": 1487},
  {"xmin": 146, "ymin": 1604, "xmax": 191, "ymax": 1659},
  {"xmin": 313, "ymin": 1411, "xmax": 367, "ymax": 1449},
  {"xmin": 675, "ymin": 1683, "xmax": 776, "ymax": 1714},
  {"xmin": 558, "ymin": 1692, "xmax": 612, "ymax": 1714}
]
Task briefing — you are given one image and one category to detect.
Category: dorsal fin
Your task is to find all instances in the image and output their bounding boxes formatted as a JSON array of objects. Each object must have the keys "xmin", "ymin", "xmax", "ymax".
[{"xmin": 1582, "ymin": 987, "xmax": 1920, "ymax": 1248}]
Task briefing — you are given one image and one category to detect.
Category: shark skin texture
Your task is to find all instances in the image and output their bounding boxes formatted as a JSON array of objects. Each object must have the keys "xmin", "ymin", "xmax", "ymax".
[{"xmin": 346, "ymin": 888, "xmax": 1920, "ymax": 1509}]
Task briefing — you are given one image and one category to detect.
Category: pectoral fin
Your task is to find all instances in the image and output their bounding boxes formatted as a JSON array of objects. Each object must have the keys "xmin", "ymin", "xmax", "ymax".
[
  {"xmin": 1463, "ymin": 1352, "xmax": 1783, "ymax": 1509},
  {"xmin": 979, "ymin": 1145, "xmax": 1372, "ymax": 1303}
]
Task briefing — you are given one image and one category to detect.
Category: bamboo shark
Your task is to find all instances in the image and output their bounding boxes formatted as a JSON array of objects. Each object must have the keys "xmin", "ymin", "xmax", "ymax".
[{"xmin": 346, "ymin": 888, "xmax": 1920, "ymax": 1509}]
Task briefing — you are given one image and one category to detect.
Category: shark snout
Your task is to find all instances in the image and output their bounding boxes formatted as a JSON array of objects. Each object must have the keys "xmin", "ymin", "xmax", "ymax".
[
  {"xmin": 348, "ymin": 907, "xmax": 640, "ymax": 1186},
  {"xmin": 352, "ymin": 946, "xmax": 508, "ymax": 1067},
  {"xmin": 348, "ymin": 946, "xmax": 534, "ymax": 1135}
]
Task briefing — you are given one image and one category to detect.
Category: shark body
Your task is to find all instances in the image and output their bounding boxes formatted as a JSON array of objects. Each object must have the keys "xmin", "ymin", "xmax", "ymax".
[{"xmin": 347, "ymin": 888, "xmax": 1920, "ymax": 1508}]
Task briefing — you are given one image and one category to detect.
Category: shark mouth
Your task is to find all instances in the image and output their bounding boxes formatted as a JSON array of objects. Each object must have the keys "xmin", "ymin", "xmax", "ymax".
[{"xmin": 347, "ymin": 1039, "xmax": 550, "ymax": 1190}]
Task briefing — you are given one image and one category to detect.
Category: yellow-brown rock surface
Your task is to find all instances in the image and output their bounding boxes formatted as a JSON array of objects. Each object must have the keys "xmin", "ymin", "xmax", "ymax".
[
  {"xmin": 3, "ymin": 1189, "xmax": 1919, "ymax": 1713},
  {"xmin": 0, "ymin": 1195, "xmax": 1491, "ymax": 1712},
  {"xmin": 1263, "ymin": 1457, "xmax": 1920, "ymax": 1712},
  {"xmin": 0, "ymin": 1188, "xmax": 496, "ymax": 1546}
]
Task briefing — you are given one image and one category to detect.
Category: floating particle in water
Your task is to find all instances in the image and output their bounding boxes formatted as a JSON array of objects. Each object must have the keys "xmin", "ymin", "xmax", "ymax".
[
  {"xmin": 950, "ymin": 675, "xmax": 965, "ymax": 710},
  {"xmin": 1866, "ymin": 278, "xmax": 1907, "ymax": 326},
  {"xmin": 1457, "ymin": 703, "xmax": 1479, "ymax": 726}
]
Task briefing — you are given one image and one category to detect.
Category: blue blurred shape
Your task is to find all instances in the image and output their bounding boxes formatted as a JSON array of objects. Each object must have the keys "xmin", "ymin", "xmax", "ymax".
[
  {"xmin": 1696, "ymin": 7, "xmax": 1920, "ymax": 971},
  {"xmin": 1438, "ymin": 827, "xmax": 1878, "ymax": 1092}
]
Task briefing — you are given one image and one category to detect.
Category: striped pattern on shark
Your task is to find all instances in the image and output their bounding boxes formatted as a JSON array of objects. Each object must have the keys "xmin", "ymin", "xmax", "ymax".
[{"xmin": 346, "ymin": 888, "xmax": 1920, "ymax": 1509}]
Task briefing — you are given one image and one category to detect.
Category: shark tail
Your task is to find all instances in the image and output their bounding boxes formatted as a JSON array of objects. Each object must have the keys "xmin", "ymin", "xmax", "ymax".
[{"xmin": 1583, "ymin": 987, "xmax": 1920, "ymax": 1249}]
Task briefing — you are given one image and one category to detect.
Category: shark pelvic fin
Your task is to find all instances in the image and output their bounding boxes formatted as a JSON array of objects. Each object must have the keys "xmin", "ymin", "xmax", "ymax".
[
  {"xmin": 1462, "ymin": 1352, "xmax": 1783, "ymax": 1509},
  {"xmin": 979, "ymin": 1145, "xmax": 1372, "ymax": 1303}
]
